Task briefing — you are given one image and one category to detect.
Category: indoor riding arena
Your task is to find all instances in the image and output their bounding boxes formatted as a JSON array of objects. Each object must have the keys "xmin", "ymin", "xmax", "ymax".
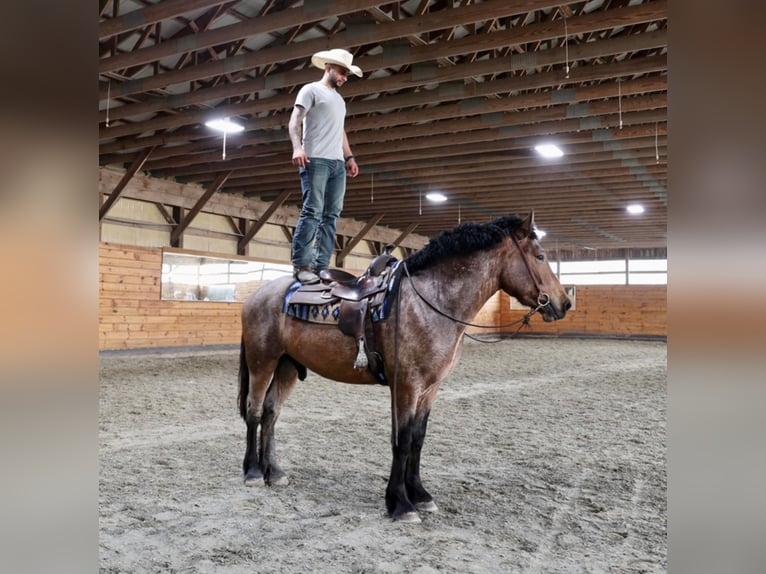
[{"xmin": 99, "ymin": 2, "xmax": 667, "ymax": 573}]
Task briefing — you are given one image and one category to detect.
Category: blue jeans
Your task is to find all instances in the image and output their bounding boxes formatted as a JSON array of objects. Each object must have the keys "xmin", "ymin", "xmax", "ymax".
[{"xmin": 291, "ymin": 158, "xmax": 347, "ymax": 271}]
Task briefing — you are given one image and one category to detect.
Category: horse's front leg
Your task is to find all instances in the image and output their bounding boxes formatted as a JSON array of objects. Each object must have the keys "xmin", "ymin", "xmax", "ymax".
[
  {"xmin": 243, "ymin": 400, "xmax": 264, "ymax": 485},
  {"xmin": 386, "ymin": 414, "xmax": 420, "ymax": 523},
  {"xmin": 406, "ymin": 408, "xmax": 437, "ymax": 513}
]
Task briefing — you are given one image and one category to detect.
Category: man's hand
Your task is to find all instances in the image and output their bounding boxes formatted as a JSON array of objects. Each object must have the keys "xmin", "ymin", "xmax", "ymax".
[
  {"xmin": 292, "ymin": 148, "xmax": 309, "ymax": 168},
  {"xmin": 346, "ymin": 157, "xmax": 359, "ymax": 177}
]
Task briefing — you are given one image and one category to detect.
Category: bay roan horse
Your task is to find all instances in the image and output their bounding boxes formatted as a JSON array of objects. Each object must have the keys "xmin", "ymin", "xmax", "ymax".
[{"xmin": 238, "ymin": 211, "xmax": 571, "ymax": 523}]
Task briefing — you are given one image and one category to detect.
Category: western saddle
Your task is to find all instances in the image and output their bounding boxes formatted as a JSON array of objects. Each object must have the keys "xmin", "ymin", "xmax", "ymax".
[{"xmin": 285, "ymin": 245, "xmax": 399, "ymax": 384}]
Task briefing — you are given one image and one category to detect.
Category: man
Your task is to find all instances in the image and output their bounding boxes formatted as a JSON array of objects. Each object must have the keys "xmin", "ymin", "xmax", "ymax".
[{"xmin": 288, "ymin": 48, "xmax": 361, "ymax": 284}]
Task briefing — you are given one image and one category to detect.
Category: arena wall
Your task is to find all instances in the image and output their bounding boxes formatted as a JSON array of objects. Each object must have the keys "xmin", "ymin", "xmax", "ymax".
[{"xmin": 99, "ymin": 243, "xmax": 666, "ymax": 350}]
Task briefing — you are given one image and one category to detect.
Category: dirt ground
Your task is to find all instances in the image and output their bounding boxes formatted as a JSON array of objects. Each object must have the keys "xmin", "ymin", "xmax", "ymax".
[{"xmin": 99, "ymin": 337, "xmax": 666, "ymax": 573}]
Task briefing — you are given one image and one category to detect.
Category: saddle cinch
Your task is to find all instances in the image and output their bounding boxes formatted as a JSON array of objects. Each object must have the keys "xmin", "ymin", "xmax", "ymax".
[{"xmin": 286, "ymin": 246, "xmax": 399, "ymax": 384}]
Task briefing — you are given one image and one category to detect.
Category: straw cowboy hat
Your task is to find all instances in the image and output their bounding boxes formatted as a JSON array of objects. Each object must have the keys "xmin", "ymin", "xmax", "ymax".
[{"xmin": 311, "ymin": 49, "xmax": 363, "ymax": 77}]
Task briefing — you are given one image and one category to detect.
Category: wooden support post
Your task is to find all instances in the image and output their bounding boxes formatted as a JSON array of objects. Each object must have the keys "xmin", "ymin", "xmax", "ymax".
[
  {"xmin": 170, "ymin": 170, "xmax": 231, "ymax": 245},
  {"xmin": 335, "ymin": 214, "xmax": 384, "ymax": 268},
  {"xmin": 99, "ymin": 147, "xmax": 155, "ymax": 221},
  {"xmin": 237, "ymin": 189, "xmax": 292, "ymax": 253}
]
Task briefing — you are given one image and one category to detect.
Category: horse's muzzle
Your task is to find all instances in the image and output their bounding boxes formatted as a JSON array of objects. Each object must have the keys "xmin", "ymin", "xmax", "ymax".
[{"xmin": 540, "ymin": 297, "xmax": 571, "ymax": 322}]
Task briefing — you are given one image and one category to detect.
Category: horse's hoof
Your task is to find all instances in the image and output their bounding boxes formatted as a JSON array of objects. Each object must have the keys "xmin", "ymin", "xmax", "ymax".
[
  {"xmin": 243, "ymin": 473, "xmax": 265, "ymax": 487},
  {"xmin": 415, "ymin": 500, "xmax": 438, "ymax": 513},
  {"xmin": 268, "ymin": 474, "xmax": 289, "ymax": 487},
  {"xmin": 394, "ymin": 511, "xmax": 421, "ymax": 524}
]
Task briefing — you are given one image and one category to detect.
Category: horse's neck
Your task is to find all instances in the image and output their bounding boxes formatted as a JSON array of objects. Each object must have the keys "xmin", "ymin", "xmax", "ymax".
[{"xmin": 406, "ymin": 255, "xmax": 500, "ymax": 324}]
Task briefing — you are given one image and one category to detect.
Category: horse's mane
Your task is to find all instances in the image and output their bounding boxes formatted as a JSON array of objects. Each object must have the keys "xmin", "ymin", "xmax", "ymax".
[{"xmin": 404, "ymin": 214, "xmax": 532, "ymax": 273}]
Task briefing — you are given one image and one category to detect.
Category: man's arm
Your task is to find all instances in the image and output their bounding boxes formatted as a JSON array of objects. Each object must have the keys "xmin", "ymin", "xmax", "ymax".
[{"xmin": 289, "ymin": 105, "xmax": 309, "ymax": 167}]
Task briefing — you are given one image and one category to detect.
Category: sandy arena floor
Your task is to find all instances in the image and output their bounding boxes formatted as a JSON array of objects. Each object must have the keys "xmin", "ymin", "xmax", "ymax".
[{"xmin": 99, "ymin": 337, "xmax": 666, "ymax": 573}]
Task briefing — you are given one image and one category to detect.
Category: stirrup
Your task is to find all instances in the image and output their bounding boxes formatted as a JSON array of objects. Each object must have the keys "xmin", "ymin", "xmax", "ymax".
[{"xmin": 353, "ymin": 338, "xmax": 368, "ymax": 370}]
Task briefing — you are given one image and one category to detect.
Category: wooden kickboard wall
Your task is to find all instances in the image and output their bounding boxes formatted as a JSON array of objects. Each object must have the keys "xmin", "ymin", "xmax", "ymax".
[
  {"xmin": 100, "ymin": 243, "xmax": 667, "ymax": 350},
  {"xmin": 469, "ymin": 287, "xmax": 667, "ymax": 338},
  {"xmin": 99, "ymin": 243, "xmax": 243, "ymax": 350}
]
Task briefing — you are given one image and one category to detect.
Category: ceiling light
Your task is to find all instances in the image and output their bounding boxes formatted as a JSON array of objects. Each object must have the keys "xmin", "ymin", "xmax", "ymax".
[
  {"xmin": 534, "ymin": 144, "xmax": 564, "ymax": 158},
  {"xmin": 626, "ymin": 204, "xmax": 645, "ymax": 215},
  {"xmin": 425, "ymin": 192, "xmax": 447, "ymax": 202},
  {"xmin": 205, "ymin": 117, "xmax": 245, "ymax": 160},
  {"xmin": 205, "ymin": 118, "xmax": 245, "ymax": 133}
]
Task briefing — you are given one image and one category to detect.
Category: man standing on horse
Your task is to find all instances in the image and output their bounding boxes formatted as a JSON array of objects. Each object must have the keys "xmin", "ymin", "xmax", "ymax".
[{"xmin": 288, "ymin": 48, "xmax": 362, "ymax": 285}]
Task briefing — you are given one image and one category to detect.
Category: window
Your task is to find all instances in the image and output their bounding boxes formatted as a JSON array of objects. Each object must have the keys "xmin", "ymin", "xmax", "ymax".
[
  {"xmin": 627, "ymin": 259, "xmax": 667, "ymax": 285},
  {"xmin": 161, "ymin": 250, "xmax": 292, "ymax": 302},
  {"xmin": 558, "ymin": 258, "xmax": 666, "ymax": 285}
]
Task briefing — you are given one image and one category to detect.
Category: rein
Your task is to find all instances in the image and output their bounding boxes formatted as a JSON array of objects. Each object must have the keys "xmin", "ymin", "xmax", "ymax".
[{"xmin": 401, "ymin": 233, "xmax": 552, "ymax": 338}]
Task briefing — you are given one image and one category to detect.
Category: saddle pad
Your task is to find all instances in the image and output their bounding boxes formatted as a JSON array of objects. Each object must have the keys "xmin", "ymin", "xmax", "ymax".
[
  {"xmin": 286, "ymin": 297, "xmax": 392, "ymax": 324},
  {"xmin": 286, "ymin": 300, "xmax": 344, "ymax": 324}
]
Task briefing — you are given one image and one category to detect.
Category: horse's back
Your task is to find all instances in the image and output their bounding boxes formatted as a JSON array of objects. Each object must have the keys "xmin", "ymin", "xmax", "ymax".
[
  {"xmin": 241, "ymin": 276, "xmax": 294, "ymax": 341},
  {"xmin": 244, "ymin": 275, "xmax": 294, "ymax": 309}
]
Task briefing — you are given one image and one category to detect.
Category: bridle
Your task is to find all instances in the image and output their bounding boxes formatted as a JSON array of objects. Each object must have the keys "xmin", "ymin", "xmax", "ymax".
[
  {"xmin": 509, "ymin": 231, "xmax": 551, "ymax": 312},
  {"xmin": 401, "ymin": 231, "xmax": 552, "ymax": 335}
]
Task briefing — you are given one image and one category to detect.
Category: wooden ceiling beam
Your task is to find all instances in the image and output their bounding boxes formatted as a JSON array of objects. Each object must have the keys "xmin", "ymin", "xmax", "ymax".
[
  {"xmin": 102, "ymin": 0, "xmax": 659, "ymax": 99},
  {"xmin": 170, "ymin": 170, "xmax": 232, "ymax": 244},
  {"xmin": 336, "ymin": 214, "xmax": 385, "ymax": 268},
  {"xmin": 259, "ymin": 177, "xmax": 666, "ymax": 207},
  {"xmin": 237, "ymin": 189, "xmax": 292, "ymax": 252},
  {"xmin": 365, "ymin": 6, "xmax": 458, "ymax": 68},
  {"xmin": 99, "ymin": 18, "xmax": 666, "ymax": 126},
  {"xmin": 135, "ymin": 90, "xmax": 667, "ymax": 169},
  {"xmin": 97, "ymin": 3, "xmax": 668, "ymax": 250},
  {"xmin": 347, "ymin": 73, "xmax": 667, "ymax": 132},
  {"xmin": 99, "ymin": 0, "xmax": 112, "ymax": 19},
  {"xmin": 155, "ymin": 127, "xmax": 666, "ymax": 181},
  {"xmin": 347, "ymin": 94, "xmax": 667, "ymax": 145},
  {"xmin": 100, "ymin": 55, "xmax": 665, "ymax": 149},
  {"xmin": 251, "ymin": 171, "xmax": 667, "ymax": 201},
  {"xmin": 99, "ymin": 146, "xmax": 154, "ymax": 221},
  {"xmin": 232, "ymin": 153, "xmax": 667, "ymax": 195},
  {"xmin": 97, "ymin": 166, "xmax": 428, "ymax": 249},
  {"xmin": 225, "ymin": 149, "xmax": 667, "ymax": 189},
  {"xmin": 100, "ymin": 0, "xmax": 383, "ymax": 71},
  {"xmin": 391, "ymin": 223, "xmax": 419, "ymax": 250},
  {"xmin": 142, "ymin": 105, "xmax": 665, "ymax": 173},
  {"xmin": 99, "ymin": 0, "xmax": 233, "ymax": 41},
  {"xmin": 347, "ymin": 197, "xmax": 667, "ymax": 223},
  {"xmin": 341, "ymin": 168, "xmax": 668, "ymax": 196}
]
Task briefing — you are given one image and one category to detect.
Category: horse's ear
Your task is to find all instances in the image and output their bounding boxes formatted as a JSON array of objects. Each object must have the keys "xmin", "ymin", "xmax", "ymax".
[{"xmin": 517, "ymin": 210, "xmax": 535, "ymax": 239}]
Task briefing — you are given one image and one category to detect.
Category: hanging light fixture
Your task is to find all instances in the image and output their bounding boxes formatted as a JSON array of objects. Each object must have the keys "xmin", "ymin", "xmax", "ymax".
[
  {"xmin": 425, "ymin": 192, "xmax": 447, "ymax": 202},
  {"xmin": 534, "ymin": 143, "xmax": 564, "ymax": 158},
  {"xmin": 205, "ymin": 117, "xmax": 245, "ymax": 159}
]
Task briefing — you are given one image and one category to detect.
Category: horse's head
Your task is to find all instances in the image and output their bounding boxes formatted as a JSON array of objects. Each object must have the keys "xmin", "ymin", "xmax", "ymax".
[{"xmin": 501, "ymin": 211, "xmax": 571, "ymax": 322}]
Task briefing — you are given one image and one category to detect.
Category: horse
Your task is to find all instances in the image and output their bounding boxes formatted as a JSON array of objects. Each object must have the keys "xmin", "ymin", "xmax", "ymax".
[{"xmin": 238, "ymin": 211, "xmax": 571, "ymax": 523}]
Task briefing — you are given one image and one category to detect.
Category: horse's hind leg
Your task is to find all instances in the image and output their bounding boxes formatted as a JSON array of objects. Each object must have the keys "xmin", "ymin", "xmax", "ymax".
[
  {"xmin": 259, "ymin": 356, "xmax": 300, "ymax": 486},
  {"xmin": 242, "ymin": 356, "xmax": 280, "ymax": 487}
]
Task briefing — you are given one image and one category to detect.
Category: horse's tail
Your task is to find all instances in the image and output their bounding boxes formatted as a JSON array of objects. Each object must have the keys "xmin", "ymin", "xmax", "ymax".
[{"xmin": 238, "ymin": 337, "xmax": 249, "ymax": 420}]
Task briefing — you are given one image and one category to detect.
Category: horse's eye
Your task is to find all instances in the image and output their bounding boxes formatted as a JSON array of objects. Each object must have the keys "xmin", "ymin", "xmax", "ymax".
[{"xmin": 536, "ymin": 254, "xmax": 545, "ymax": 261}]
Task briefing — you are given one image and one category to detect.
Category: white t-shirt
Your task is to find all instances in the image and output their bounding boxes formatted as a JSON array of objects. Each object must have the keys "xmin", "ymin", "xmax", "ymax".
[{"xmin": 294, "ymin": 82, "xmax": 346, "ymax": 161}]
